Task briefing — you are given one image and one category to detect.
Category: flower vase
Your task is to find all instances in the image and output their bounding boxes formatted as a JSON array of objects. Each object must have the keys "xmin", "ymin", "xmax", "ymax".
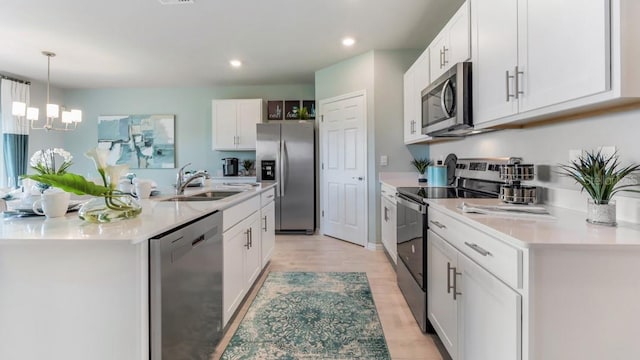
[
  {"xmin": 78, "ymin": 194, "xmax": 142, "ymax": 223},
  {"xmin": 586, "ymin": 200, "xmax": 616, "ymax": 226},
  {"xmin": 418, "ymin": 173, "xmax": 427, "ymax": 183}
]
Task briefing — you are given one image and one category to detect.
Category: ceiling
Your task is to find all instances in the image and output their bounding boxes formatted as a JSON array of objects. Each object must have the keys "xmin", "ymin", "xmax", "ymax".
[{"xmin": 0, "ymin": 0, "xmax": 464, "ymax": 89}]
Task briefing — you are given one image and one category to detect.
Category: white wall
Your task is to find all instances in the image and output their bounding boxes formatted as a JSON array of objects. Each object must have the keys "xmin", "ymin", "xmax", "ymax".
[{"xmin": 428, "ymin": 105, "xmax": 640, "ymax": 223}]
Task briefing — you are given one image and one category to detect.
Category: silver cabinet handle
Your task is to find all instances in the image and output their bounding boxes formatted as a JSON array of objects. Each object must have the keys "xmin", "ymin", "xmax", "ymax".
[
  {"xmin": 506, "ymin": 70, "xmax": 515, "ymax": 102},
  {"xmin": 384, "ymin": 206, "xmax": 389, "ymax": 222},
  {"xmin": 515, "ymin": 66, "xmax": 524, "ymax": 99},
  {"xmin": 464, "ymin": 242, "xmax": 492, "ymax": 257},
  {"xmin": 249, "ymin": 228, "xmax": 253, "ymax": 248},
  {"xmin": 439, "ymin": 48, "xmax": 444, "ymax": 68},
  {"xmin": 447, "ymin": 262, "xmax": 454, "ymax": 294},
  {"xmin": 244, "ymin": 229, "xmax": 250, "ymax": 249},
  {"xmin": 442, "ymin": 46, "xmax": 448, "ymax": 67},
  {"xmin": 262, "ymin": 216, "xmax": 267, "ymax": 232},
  {"xmin": 453, "ymin": 268, "xmax": 462, "ymax": 300},
  {"xmin": 429, "ymin": 220, "xmax": 446, "ymax": 229}
]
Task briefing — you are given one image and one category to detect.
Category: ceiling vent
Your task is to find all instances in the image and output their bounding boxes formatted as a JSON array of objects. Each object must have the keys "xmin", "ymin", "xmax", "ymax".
[{"xmin": 158, "ymin": 0, "xmax": 194, "ymax": 5}]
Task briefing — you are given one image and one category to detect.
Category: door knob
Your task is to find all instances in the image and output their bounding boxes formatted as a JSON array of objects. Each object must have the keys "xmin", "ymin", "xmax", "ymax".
[{"xmin": 352, "ymin": 176, "xmax": 364, "ymax": 181}]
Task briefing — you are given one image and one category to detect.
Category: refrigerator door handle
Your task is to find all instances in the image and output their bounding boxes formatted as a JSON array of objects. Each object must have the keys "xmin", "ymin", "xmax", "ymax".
[
  {"xmin": 276, "ymin": 142, "xmax": 282, "ymax": 197},
  {"xmin": 281, "ymin": 140, "xmax": 287, "ymax": 197}
]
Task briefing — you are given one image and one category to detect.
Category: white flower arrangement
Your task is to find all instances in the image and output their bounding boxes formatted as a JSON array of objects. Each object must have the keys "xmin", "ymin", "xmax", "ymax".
[{"xmin": 30, "ymin": 148, "xmax": 73, "ymax": 175}]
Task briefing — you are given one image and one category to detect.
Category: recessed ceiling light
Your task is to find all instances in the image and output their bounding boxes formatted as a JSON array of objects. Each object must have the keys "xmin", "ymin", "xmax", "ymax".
[
  {"xmin": 342, "ymin": 37, "xmax": 356, "ymax": 47},
  {"xmin": 230, "ymin": 59, "xmax": 242, "ymax": 68}
]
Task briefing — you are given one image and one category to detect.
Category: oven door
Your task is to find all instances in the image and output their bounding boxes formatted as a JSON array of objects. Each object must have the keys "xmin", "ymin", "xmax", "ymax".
[{"xmin": 396, "ymin": 194, "xmax": 427, "ymax": 288}]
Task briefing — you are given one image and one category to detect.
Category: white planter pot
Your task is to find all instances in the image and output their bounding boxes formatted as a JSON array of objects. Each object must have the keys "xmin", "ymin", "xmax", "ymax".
[
  {"xmin": 418, "ymin": 173, "xmax": 427, "ymax": 183},
  {"xmin": 586, "ymin": 200, "xmax": 616, "ymax": 226}
]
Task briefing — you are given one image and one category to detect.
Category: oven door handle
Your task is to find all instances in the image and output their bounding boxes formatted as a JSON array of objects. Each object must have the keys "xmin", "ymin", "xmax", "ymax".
[{"xmin": 396, "ymin": 195, "xmax": 426, "ymax": 214}]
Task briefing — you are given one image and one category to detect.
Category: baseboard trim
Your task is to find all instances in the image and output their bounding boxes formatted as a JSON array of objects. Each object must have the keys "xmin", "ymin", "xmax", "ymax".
[{"xmin": 366, "ymin": 243, "xmax": 384, "ymax": 251}]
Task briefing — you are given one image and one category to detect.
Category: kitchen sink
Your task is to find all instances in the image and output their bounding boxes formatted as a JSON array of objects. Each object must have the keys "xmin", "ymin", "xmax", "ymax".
[{"xmin": 163, "ymin": 190, "xmax": 243, "ymax": 202}]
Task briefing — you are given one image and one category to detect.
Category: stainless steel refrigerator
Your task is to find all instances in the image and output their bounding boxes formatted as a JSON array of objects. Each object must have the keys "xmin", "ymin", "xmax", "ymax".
[{"xmin": 256, "ymin": 123, "xmax": 315, "ymax": 234}]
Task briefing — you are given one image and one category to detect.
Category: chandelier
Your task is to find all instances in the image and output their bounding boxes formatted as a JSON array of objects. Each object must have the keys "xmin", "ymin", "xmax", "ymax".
[{"xmin": 11, "ymin": 51, "xmax": 82, "ymax": 131}]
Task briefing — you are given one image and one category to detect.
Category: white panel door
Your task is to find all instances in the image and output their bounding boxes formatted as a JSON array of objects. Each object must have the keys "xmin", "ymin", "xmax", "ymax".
[
  {"xmin": 212, "ymin": 100, "xmax": 237, "ymax": 150},
  {"xmin": 458, "ymin": 254, "xmax": 522, "ymax": 360},
  {"xmin": 244, "ymin": 213, "xmax": 262, "ymax": 287},
  {"xmin": 517, "ymin": 0, "xmax": 610, "ymax": 112},
  {"xmin": 472, "ymin": 0, "xmax": 519, "ymax": 125},
  {"xmin": 427, "ymin": 230, "xmax": 459, "ymax": 360},
  {"xmin": 320, "ymin": 93, "xmax": 367, "ymax": 246},
  {"xmin": 236, "ymin": 99, "xmax": 261, "ymax": 150},
  {"xmin": 222, "ymin": 223, "xmax": 247, "ymax": 326}
]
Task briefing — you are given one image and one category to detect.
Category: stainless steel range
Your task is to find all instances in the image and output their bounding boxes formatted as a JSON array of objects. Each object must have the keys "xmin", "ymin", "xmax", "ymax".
[{"xmin": 395, "ymin": 157, "xmax": 520, "ymax": 332}]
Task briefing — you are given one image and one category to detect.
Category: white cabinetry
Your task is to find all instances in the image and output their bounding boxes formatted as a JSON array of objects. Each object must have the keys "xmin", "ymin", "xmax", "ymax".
[
  {"xmin": 380, "ymin": 183, "xmax": 397, "ymax": 264},
  {"xmin": 222, "ymin": 196, "xmax": 262, "ymax": 326},
  {"xmin": 427, "ymin": 207, "xmax": 522, "ymax": 360},
  {"xmin": 403, "ymin": 50, "xmax": 431, "ymax": 144},
  {"xmin": 212, "ymin": 99, "xmax": 263, "ymax": 150},
  {"xmin": 429, "ymin": 1, "xmax": 471, "ymax": 81},
  {"xmin": 260, "ymin": 189, "xmax": 275, "ymax": 265},
  {"xmin": 472, "ymin": 0, "xmax": 638, "ymax": 128}
]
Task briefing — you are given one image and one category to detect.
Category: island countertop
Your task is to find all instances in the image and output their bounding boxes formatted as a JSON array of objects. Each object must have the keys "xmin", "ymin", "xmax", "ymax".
[{"xmin": 0, "ymin": 183, "xmax": 276, "ymax": 244}]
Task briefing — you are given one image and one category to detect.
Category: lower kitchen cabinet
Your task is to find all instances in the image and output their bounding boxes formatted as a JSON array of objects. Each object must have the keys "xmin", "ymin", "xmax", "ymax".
[
  {"xmin": 380, "ymin": 184, "xmax": 397, "ymax": 264},
  {"xmin": 260, "ymin": 199, "xmax": 275, "ymax": 265},
  {"xmin": 223, "ymin": 210, "xmax": 261, "ymax": 326},
  {"xmin": 458, "ymin": 254, "xmax": 521, "ymax": 360},
  {"xmin": 427, "ymin": 214, "xmax": 521, "ymax": 360},
  {"xmin": 427, "ymin": 230, "xmax": 459, "ymax": 359}
]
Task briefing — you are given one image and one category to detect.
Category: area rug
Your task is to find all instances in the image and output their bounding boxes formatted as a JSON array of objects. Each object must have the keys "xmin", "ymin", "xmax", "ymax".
[{"xmin": 221, "ymin": 272, "xmax": 391, "ymax": 360}]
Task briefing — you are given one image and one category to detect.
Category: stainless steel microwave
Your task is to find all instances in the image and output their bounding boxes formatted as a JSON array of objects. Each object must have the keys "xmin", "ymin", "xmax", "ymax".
[{"xmin": 421, "ymin": 62, "xmax": 472, "ymax": 137}]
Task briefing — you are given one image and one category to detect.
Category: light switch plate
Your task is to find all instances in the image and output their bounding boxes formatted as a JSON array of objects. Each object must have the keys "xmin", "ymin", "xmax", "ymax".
[
  {"xmin": 380, "ymin": 155, "xmax": 388, "ymax": 166},
  {"xmin": 599, "ymin": 146, "xmax": 617, "ymax": 159},
  {"xmin": 569, "ymin": 149, "xmax": 583, "ymax": 162}
]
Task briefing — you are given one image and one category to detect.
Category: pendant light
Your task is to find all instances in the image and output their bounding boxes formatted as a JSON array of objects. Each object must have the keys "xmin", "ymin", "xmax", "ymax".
[{"xmin": 11, "ymin": 51, "xmax": 82, "ymax": 131}]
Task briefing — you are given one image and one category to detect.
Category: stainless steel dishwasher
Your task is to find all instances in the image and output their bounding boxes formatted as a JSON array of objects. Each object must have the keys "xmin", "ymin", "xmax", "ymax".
[{"xmin": 150, "ymin": 211, "xmax": 223, "ymax": 360}]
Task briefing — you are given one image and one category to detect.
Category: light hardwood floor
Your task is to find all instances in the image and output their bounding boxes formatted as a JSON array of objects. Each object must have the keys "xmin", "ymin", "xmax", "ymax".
[{"xmin": 213, "ymin": 234, "xmax": 445, "ymax": 360}]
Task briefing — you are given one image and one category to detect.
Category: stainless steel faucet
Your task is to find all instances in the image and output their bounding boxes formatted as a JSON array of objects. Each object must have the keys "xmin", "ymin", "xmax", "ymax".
[{"xmin": 175, "ymin": 163, "xmax": 209, "ymax": 195}]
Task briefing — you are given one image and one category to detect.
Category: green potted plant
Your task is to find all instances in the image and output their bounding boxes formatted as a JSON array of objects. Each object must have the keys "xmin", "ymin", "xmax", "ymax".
[
  {"xmin": 411, "ymin": 158, "xmax": 431, "ymax": 183},
  {"xmin": 242, "ymin": 159, "xmax": 255, "ymax": 176},
  {"xmin": 298, "ymin": 107, "xmax": 309, "ymax": 120},
  {"xmin": 558, "ymin": 149, "xmax": 640, "ymax": 226}
]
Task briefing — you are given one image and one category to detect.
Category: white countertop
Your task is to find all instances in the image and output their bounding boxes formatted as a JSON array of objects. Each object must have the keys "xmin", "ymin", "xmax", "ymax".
[
  {"xmin": 379, "ymin": 172, "xmax": 428, "ymax": 188},
  {"xmin": 0, "ymin": 183, "xmax": 276, "ymax": 244},
  {"xmin": 426, "ymin": 198, "xmax": 640, "ymax": 248}
]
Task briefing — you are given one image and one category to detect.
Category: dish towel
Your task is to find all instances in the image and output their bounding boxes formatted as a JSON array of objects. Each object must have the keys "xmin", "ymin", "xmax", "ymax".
[{"xmin": 459, "ymin": 202, "xmax": 556, "ymax": 220}]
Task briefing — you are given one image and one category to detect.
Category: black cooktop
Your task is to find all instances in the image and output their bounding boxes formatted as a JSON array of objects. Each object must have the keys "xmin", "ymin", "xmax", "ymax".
[{"xmin": 397, "ymin": 186, "xmax": 497, "ymax": 203}]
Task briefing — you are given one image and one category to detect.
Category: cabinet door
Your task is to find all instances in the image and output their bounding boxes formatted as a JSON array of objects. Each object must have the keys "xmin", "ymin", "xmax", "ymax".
[
  {"xmin": 236, "ymin": 99, "xmax": 261, "ymax": 150},
  {"xmin": 403, "ymin": 67, "xmax": 417, "ymax": 143},
  {"xmin": 381, "ymin": 197, "xmax": 394, "ymax": 261},
  {"xmin": 458, "ymin": 254, "xmax": 522, "ymax": 360},
  {"xmin": 387, "ymin": 202, "xmax": 397, "ymax": 264},
  {"xmin": 222, "ymin": 223, "xmax": 247, "ymax": 326},
  {"xmin": 430, "ymin": 33, "xmax": 448, "ymax": 81},
  {"xmin": 427, "ymin": 230, "xmax": 459, "ymax": 359},
  {"xmin": 517, "ymin": 0, "xmax": 609, "ymax": 112},
  {"xmin": 472, "ymin": 0, "xmax": 519, "ymax": 125},
  {"xmin": 244, "ymin": 213, "xmax": 262, "ymax": 287},
  {"xmin": 260, "ymin": 201, "xmax": 275, "ymax": 266},
  {"xmin": 447, "ymin": 1, "xmax": 471, "ymax": 67},
  {"xmin": 212, "ymin": 100, "xmax": 238, "ymax": 150}
]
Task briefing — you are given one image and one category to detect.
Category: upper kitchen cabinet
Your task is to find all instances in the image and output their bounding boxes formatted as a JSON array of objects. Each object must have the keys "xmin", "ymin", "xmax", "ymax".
[
  {"xmin": 212, "ymin": 99, "xmax": 263, "ymax": 150},
  {"xmin": 404, "ymin": 49, "xmax": 432, "ymax": 144},
  {"xmin": 429, "ymin": 1, "xmax": 471, "ymax": 81},
  {"xmin": 473, "ymin": 0, "xmax": 640, "ymax": 128}
]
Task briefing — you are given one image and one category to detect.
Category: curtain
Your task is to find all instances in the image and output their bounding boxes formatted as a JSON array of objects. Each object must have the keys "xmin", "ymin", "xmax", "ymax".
[{"xmin": 0, "ymin": 79, "xmax": 30, "ymax": 188}]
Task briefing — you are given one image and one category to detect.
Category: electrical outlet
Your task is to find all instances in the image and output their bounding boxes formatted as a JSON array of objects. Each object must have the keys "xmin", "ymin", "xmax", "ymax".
[
  {"xmin": 380, "ymin": 155, "xmax": 388, "ymax": 166},
  {"xmin": 569, "ymin": 149, "xmax": 583, "ymax": 162},
  {"xmin": 599, "ymin": 146, "xmax": 617, "ymax": 159}
]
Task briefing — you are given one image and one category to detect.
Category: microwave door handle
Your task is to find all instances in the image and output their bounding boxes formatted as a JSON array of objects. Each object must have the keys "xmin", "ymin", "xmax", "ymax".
[{"xmin": 440, "ymin": 78, "xmax": 453, "ymax": 117}]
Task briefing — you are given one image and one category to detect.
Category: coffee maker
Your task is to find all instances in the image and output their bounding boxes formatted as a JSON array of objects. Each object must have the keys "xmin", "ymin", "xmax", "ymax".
[{"xmin": 222, "ymin": 158, "xmax": 239, "ymax": 176}]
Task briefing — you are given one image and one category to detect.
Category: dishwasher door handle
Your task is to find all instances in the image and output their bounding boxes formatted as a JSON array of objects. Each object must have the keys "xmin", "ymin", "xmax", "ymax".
[{"xmin": 192, "ymin": 234, "xmax": 205, "ymax": 247}]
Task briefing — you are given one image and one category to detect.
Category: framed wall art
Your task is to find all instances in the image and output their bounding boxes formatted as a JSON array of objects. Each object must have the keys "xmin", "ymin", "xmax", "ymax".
[
  {"xmin": 97, "ymin": 114, "xmax": 175, "ymax": 169},
  {"xmin": 302, "ymin": 100, "xmax": 316, "ymax": 119},
  {"xmin": 267, "ymin": 100, "xmax": 284, "ymax": 120},
  {"xmin": 285, "ymin": 100, "xmax": 301, "ymax": 120}
]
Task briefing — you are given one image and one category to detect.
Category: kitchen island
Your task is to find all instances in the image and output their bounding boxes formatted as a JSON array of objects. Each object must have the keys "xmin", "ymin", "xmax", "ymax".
[{"xmin": 0, "ymin": 183, "xmax": 276, "ymax": 360}]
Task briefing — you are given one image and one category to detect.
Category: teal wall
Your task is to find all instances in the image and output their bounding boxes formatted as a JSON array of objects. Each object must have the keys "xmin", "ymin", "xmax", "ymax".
[
  {"xmin": 315, "ymin": 50, "xmax": 429, "ymax": 245},
  {"xmin": 60, "ymin": 84, "xmax": 314, "ymax": 186}
]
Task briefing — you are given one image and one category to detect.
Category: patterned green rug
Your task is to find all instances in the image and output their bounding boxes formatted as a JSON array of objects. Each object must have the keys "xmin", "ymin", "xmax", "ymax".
[{"xmin": 221, "ymin": 272, "xmax": 391, "ymax": 360}]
